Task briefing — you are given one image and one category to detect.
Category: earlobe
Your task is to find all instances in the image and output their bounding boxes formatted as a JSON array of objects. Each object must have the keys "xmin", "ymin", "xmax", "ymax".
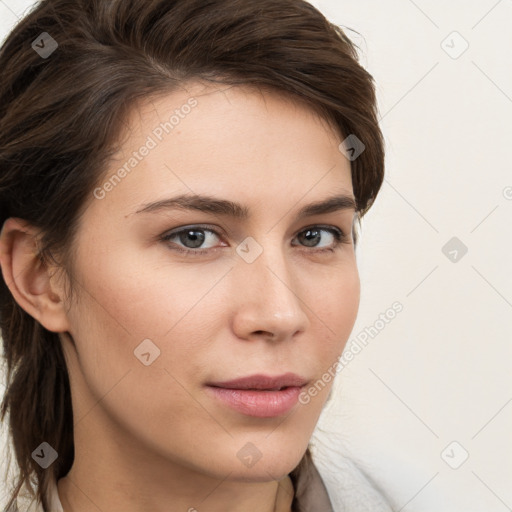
[{"xmin": 0, "ymin": 217, "xmax": 71, "ymax": 333}]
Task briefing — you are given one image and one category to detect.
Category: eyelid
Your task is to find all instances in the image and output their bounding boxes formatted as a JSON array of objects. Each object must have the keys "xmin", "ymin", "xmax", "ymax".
[
  {"xmin": 161, "ymin": 224, "xmax": 226, "ymax": 242},
  {"xmin": 161, "ymin": 223, "xmax": 347, "ymax": 239}
]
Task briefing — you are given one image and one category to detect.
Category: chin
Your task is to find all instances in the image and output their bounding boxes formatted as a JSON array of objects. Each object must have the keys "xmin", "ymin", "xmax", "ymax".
[{"xmin": 221, "ymin": 443, "xmax": 307, "ymax": 482}]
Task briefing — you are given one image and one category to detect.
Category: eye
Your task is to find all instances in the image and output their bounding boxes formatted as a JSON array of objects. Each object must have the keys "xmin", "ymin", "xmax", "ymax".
[
  {"xmin": 161, "ymin": 225, "xmax": 223, "ymax": 255},
  {"xmin": 292, "ymin": 226, "xmax": 349, "ymax": 253},
  {"xmin": 160, "ymin": 224, "xmax": 349, "ymax": 256}
]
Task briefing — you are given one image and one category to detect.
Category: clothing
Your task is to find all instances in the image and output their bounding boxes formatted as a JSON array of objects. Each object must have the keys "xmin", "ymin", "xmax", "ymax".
[
  {"xmin": 314, "ymin": 455, "xmax": 393, "ymax": 512},
  {"xmin": 13, "ymin": 456, "xmax": 391, "ymax": 512}
]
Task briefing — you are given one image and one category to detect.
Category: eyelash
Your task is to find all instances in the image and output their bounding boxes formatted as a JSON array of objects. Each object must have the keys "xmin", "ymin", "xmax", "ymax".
[{"xmin": 159, "ymin": 224, "xmax": 350, "ymax": 257}]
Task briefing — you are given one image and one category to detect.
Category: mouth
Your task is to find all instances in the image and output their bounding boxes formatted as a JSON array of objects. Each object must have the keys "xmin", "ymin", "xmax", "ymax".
[
  {"xmin": 204, "ymin": 373, "xmax": 308, "ymax": 418},
  {"xmin": 206, "ymin": 372, "xmax": 308, "ymax": 391}
]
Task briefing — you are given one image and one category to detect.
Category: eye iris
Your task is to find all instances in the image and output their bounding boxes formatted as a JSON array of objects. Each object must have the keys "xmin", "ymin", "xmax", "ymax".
[
  {"xmin": 299, "ymin": 229, "xmax": 321, "ymax": 247},
  {"xmin": 179, "ymin": 229, "xmax": 205, "ymax": 249}
]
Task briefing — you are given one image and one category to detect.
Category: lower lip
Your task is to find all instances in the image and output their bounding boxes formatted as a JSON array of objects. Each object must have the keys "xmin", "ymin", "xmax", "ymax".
[{"xmin": 205, "ymin": 386, "xmax": 303, "ymax": 418}]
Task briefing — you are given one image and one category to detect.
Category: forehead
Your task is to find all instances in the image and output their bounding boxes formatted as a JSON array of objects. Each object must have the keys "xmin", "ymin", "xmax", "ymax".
[
  {"xmin": 90, "ymin": 81, "xmax": 353, "ymax": 220},
  {"xmin": 123, "ymin": 80, "xmax": 343, "ymax": 148}
]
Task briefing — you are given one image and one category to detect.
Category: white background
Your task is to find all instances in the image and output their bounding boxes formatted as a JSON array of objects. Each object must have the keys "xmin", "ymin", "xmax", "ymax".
[{"xmin": 1, "ymin": 0, "xmax": 511, "ymax": 511}]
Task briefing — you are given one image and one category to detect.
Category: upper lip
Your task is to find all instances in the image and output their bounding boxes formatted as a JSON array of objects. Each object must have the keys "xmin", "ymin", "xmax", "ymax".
[{"xmin": 206, "ymin": 373, "xmax": 308, "ymax": 391}]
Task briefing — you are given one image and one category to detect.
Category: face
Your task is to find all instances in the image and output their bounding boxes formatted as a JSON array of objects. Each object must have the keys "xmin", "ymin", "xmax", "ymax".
[{"xmin": 57, "ymin": 82, "xmax": 360, "ymax": 482}]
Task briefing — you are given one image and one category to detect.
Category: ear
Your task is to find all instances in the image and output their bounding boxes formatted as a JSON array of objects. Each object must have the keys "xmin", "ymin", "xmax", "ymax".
[{"xmin": 0, "ymin": 218, "xmax": 71, "ymax": 333}]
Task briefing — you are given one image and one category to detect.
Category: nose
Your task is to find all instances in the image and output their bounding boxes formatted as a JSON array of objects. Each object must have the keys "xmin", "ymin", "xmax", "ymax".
[{"xmin": 230, "ymin": 241, "xmax": 311, "ymax": 343}]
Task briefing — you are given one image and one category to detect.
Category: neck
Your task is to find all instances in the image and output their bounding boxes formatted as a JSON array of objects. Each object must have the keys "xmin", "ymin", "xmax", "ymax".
[{"xmin": 57, "ymin": 473, "xmax": 294, "ymax": 512}]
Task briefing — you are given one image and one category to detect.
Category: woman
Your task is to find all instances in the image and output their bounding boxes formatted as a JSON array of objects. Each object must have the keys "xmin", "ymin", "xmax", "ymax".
[{"xmin": 0, "ymin": 0, "xmax": 389, "ymax": 510}]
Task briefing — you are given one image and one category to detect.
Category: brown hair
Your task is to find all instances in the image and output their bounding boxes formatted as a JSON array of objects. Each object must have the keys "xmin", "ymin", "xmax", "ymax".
[{"xmin": 0, "ymin": 0, "xmax": 385, "ymax": 510}]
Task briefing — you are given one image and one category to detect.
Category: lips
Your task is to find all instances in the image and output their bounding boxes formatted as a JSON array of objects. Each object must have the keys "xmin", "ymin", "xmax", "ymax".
[
  {"xmin": 206, "ymin": 372, "xmax": 308, "ymax": 391},
  {"xmin": 204, "ymin": 373, "xmax": 309, "ymax": 418}
]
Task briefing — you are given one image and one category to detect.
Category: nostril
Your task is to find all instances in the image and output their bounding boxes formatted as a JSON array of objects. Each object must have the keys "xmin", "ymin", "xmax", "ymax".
[{"xmin": 254, "ymin": 330, "xmax": 275, "ymax": 338}]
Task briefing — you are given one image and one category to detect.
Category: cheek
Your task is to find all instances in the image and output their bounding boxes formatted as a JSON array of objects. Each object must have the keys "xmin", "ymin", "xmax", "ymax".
[
  {"xmin": 312, "ymin": 262, "xmax": 360, "ymax": 351},
  {"xmin": 63, "ymin": 257, "xmax": 225, "ymax": 459},
  {"xmin": 303, "ymin": 265, "xmax": 360, "ymax": 409},
  {"xmin": 292, "ymin": 269, "xmax": 360, "ymax": 416},
  {"xmin": 64, "ymin": 248, "xmax": 232, "ymax": 399},
  {"xmin": 69, "ymin": 243, "xmax": 231, "ymax": 337}
]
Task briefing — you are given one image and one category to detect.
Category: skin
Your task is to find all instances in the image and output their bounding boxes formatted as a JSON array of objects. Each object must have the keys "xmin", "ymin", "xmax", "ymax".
[{"xmin": 0, "ymin": 81, "xmax": 360, "ymax": 512}]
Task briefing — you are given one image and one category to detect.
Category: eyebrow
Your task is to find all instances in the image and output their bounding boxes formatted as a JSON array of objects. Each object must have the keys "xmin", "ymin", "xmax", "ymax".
[{"xmin": 134, "ymin": 193, "xmax": 357, "ymax": 219}]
